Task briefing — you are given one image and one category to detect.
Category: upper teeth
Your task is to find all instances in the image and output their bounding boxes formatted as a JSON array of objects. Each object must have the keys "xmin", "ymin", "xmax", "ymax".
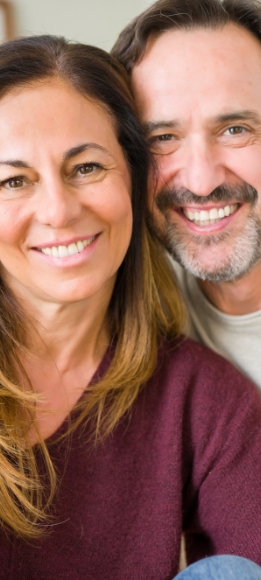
[
  {"xmin": 40, "ymin": 237, "xmax": 96, "ymax": 258},
  {"xmin": 183, "ymin": 204, "xmax": 238, "ymax": 225}
]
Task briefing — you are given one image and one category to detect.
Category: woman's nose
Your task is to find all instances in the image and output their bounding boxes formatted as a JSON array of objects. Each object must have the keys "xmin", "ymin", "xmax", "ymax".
[{"xmin": 35, "ymin": 179, "xmax": 82, "ymax": 228}]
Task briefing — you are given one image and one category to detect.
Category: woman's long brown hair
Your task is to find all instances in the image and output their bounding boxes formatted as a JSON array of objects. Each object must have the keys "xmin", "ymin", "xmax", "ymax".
[{"xmin": 0, "ymin": 35, "xmax": 185, "ymax": 538}]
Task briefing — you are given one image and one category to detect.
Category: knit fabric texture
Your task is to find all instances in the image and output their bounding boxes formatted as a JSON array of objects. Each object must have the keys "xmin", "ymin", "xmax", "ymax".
[{"xmin": 2, "ymin": 338, "xmax": 261, "ymax": 580}]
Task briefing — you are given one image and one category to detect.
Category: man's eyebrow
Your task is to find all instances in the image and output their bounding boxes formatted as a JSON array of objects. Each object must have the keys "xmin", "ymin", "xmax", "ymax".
[
  {"xmin": 63, "ymin": 143, "xmax": 112, "ymax": 161},
  {"xmin": 212, "ymin": 111, "xmax": 261, "ymax": 125},
  {"xmin": 0, "ymin": 160, "xmax": 31, "ymax": 168},
  {"xmin": 143, "ymin": 112, "xmax": 261, "ymax": 133},
  {"xmin": 143, "ymin": 121, "xmax": 181, "ymax": 134}
]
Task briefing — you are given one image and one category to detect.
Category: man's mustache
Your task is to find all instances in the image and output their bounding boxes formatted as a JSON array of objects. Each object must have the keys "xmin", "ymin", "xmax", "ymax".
[{"xmin": 155, "ymin": 183, "xmax": 258, "ymax": 212}]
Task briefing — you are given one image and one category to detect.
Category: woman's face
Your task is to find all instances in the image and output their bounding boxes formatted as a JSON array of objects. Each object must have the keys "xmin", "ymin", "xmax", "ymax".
[{"xmin": 0, "ymin": 79, "xmax": 132, "ymax": 306}]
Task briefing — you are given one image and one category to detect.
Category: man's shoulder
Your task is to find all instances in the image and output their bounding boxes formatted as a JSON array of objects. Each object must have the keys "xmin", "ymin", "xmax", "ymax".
[{"xmin": 155, "ymin": 336, "xmax": 258, "ymax": 405}]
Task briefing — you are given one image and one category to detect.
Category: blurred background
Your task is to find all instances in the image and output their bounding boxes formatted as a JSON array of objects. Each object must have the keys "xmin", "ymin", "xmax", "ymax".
[{"xmin": 0, "ymin": 0, "xmax": 154, "ymax": 49}]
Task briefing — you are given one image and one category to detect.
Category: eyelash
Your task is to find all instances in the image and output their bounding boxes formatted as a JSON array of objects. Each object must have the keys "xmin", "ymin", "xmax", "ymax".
[
  {"xmin": 149, "ymin": 134, "xmax": 176, "ymax": 144},
  {"xmin": 154, "ymin": 134, "xmax": 173, "ymax": 139},
  {"xmin": 0, "ymin": 175, "xmax": 27, "ymax": 189},
  {"xmin": 0, "ymin": 162, "xmax": 105, "ymax": 189},
  {"xmin": 224, "ymin": 126, "xmax": 246, "ymax": 135},
  {"xmin": 73, "ymin": 162, "xmax": 104, "ymax": 175}
]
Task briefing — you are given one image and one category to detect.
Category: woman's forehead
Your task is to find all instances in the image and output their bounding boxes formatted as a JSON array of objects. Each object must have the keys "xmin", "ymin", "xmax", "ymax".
[{"xmin": 0, "ymin": 79, "xmax": 114, "ymax": 135}]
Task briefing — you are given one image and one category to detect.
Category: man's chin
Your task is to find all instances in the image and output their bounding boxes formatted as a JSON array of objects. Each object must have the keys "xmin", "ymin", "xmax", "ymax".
[
  {"xmin": 172, "ymin": 251, "xmax": 238, "ymax": 282},
  {"xmin": 149, "ymin": 206, "xmax": 261, "ymax": 283},
  {"xmin": 171, "ymin": 245, "xmax": 260, "ymax": 283},
  {"xmin": 162, "ymin": 233, "xmax": 237, "ymax": 281}
]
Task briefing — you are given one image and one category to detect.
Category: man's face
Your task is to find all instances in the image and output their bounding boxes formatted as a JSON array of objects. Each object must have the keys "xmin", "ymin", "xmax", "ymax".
[{"xmin": 132, "ymin": 24, "xmax": 261, "ymax": 282}]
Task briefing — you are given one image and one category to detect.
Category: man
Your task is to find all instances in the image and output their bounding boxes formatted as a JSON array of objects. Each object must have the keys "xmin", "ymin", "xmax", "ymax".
[{"xmin": 112, "ymin": 0, "xmax": 261, "ymax": 388}]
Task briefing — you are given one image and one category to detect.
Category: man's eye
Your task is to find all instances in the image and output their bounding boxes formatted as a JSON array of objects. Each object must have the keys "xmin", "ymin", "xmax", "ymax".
[
  {"xmin": 148, "ymin": 134, "xmax": 178, "ymax": 155},
  {"xmin": 225, "ymin": 126, "xmax": 245, "ymax": 135},
  {"xmin": 151, "ymin": 134, "xmax": 174, "ymax": 142},
  {"xmin": 158, "ymin": 134, "xmax": 173, "ymax": 141}
]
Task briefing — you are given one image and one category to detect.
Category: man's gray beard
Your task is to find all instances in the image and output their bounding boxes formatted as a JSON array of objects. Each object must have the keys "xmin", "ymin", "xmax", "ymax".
[{"xmin": 151, "ymin": 183, "xmax": 261, "ymax": 282}]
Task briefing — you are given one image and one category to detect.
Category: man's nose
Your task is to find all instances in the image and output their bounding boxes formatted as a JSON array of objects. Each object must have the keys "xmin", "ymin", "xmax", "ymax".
[
  {"xmin": 177, "ymin": 137, "xmax": 226, "ymax": 197},
  {"xmin": 35, "ymin": 178, "xmax": 82, "ymax": 228}
]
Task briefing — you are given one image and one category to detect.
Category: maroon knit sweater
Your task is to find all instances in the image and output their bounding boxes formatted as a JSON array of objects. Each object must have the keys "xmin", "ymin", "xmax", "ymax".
[{"xmin": 2, "ymin": 338, "xmax": 261, "ymax": 580}]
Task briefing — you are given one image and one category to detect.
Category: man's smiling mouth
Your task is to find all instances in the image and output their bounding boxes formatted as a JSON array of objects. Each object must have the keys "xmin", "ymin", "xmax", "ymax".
[{"xmin": 182, "ymin": 203, "xmax": 239, "ymax": 227}]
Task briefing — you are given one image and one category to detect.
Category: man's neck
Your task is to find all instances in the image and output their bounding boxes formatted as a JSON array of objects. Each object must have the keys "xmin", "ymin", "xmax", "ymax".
[{"xmin": 197, "ymin": 261, "xmax": 261, "ymax": 316}]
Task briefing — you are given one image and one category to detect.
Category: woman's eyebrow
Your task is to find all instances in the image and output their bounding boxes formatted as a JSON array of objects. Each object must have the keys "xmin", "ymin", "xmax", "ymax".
[
  {"xmin": 0, "ymin": 160, "xmax": 31, "ymax": 168},
  {"xmin": 0, "ymin": 144, "xmax": 114, "ymax": 167},
  {"xmin": 63, "ymin": 143, "xmax": 112, "ymax": 161}
]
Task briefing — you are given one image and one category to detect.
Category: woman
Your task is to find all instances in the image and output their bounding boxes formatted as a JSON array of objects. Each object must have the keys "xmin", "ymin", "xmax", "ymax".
[{"xmin": 0, "ymin": 35, "xmax": 260, "ymax": 580}]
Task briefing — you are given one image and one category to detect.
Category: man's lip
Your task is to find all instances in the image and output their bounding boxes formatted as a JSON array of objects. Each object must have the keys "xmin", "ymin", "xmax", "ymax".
[
  {"xmin": 31, "ymin": 234, "xmax": 99, "ymax": 250},
  {"xmin": 178, "ymin": 202, "xmax": 243, "ymax": 211},
  {"xmin": 172, "ymin": 203, "xmax": 242, "ymax": 233}
]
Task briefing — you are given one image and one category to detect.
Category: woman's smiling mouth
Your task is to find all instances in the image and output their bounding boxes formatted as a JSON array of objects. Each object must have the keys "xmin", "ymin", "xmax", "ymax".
[{"xmin": 34, "ymin": 235, "xmax": 98, "ymax": 258}]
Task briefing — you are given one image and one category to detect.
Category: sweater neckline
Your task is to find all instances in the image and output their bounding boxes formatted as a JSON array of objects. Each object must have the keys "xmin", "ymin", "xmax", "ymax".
[{"xmin": 41, "ymin": 343, "xmax": 114, "ymax": 445}]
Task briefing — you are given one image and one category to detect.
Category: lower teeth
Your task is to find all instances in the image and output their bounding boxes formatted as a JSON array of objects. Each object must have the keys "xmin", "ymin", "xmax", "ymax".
[{"xmin": 194, "ymin": 217, "xmax": 224, "ymax": 226}]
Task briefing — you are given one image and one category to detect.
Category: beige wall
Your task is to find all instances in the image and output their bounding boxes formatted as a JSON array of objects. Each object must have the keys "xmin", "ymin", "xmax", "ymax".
[{"xmin": 11, "ymin": 0, "xmax": 153, "ymax": 50}]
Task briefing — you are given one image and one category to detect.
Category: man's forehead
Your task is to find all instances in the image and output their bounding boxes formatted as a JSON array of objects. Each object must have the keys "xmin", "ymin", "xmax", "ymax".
[
  {"xmin": 132, "ymin": 23, "xmax": 261, "ymax": 77},
  {"xmin": 131, "ymin": 23, "xmax": 261, "ymax": 124}
]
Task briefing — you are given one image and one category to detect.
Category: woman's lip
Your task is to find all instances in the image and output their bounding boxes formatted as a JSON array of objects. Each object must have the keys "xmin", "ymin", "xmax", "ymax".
[
  {"xmin": 31, "ymin": 234, "xmax": 100, "ymax": 266},
  {"xmin": 31, "ymin": 234, "xmax": 100, "ymax": 250}
]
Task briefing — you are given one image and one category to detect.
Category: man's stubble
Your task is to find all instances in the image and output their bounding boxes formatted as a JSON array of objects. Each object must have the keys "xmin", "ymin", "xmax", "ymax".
[{"xmin": 149, "ymin": 183, "xmax": 261, "ymax": 282}]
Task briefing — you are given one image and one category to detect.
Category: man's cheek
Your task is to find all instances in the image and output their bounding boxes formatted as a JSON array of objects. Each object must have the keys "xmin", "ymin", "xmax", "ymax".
[
  {"xmin": 154, "ymin": 153, "xmax": 177, "ymax": 190},
  {"xmin": 147, "ymin": 169, "xmax": 159, "ymax": 212}
]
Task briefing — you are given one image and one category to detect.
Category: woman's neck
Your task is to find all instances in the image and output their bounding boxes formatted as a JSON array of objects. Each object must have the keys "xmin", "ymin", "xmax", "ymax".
[
  {"xmin": 12, "ymin": 273, "xmax": 115, "ymax": 366},
  {"xmin": 26, "ymin": 297, "xmax": 110, "ymax": 372},
  {"xmin": 14, "ymin": 284, "xmax": 114, "ymax": 440}
]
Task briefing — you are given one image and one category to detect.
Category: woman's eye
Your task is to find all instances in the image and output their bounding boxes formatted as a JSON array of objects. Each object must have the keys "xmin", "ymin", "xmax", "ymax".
[
  {"xmin": 76, "ymin": 163, "xmax": 102, "ymax": 175},
  {"xmin": 0, "ymin": 176, "xmax": 26, "ymax": 189}
]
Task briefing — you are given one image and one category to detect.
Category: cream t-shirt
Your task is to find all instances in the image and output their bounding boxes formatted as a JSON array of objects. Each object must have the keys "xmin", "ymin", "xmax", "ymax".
[{"xmin": 172, "ymin": 260, "xmax": 261, "ymax": 389}]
